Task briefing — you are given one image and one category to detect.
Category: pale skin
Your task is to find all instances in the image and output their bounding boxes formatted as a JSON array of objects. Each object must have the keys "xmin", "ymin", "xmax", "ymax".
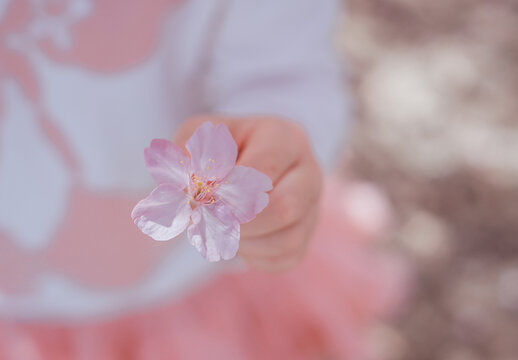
[{"xmin": 174, "ymin": 115, "xmax": 323, "ymax": 272}]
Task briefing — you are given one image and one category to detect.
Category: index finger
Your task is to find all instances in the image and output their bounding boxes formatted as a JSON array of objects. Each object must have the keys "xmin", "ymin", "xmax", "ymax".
[{"xmin": 236, "ymin": 117, "xmax": 303, "ymax": 184}]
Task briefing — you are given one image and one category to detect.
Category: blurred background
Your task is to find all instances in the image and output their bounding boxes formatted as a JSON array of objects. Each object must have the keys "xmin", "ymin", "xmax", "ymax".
[{"xmin": 339, "ymin": 0, "xmax": 518, "ymax": 359}]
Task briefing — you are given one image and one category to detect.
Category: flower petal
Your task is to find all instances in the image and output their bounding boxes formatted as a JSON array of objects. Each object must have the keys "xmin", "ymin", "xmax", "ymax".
[
  {"xmin": 216, "ymin": 165, "xmax": 273, "ymax": 223},
  {"xmin": 187, "ymin": 205, "xmax": 240, "ymax": 262},
  {"xmin": 131, "ymin": 184, "xmax": 192, "ymax": 241},
  {"xmin": 186, "ymin": 122, "xmax": 237, "ymax": 181},
  {"xmin": 145, "ymin": 139, "xmax": 190, "ymax": 188}
]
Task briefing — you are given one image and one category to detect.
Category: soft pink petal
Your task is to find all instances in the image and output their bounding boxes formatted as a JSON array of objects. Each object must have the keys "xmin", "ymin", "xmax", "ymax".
[
  {"xmin": 186, "ymin": 122, "xmax": 237, "ymax": 181},
  {"xmin": 145, "ymin": 139, "xmax": 190, "ymax": 189},
  {"xmin": 187, "ymin": 205, "xmax": 240, "ymax": 262},
  {"xmin": 216, "ymin": 165, "xmax": 273, "ymax": 223},
  {"xmin": 131, "ymin": 184, "xmax": 192, "ymax": 241}
]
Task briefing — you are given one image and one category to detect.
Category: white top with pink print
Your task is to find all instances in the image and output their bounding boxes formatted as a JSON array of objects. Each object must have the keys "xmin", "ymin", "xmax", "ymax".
[{"xmin": 0, "ymin": 0, "xmax": 346, "ymax": 320}]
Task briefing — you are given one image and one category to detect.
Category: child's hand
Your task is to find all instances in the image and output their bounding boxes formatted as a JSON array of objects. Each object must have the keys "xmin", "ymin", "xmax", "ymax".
[{"xmin": 174, "ymin": 115, "xmax": 322, "ymax": 272}]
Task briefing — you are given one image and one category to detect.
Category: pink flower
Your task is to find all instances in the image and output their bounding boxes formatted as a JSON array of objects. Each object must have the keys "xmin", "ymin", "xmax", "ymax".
[{"xmin": 132, "ymin": 122, "xmax": 273, "ymax": 262}]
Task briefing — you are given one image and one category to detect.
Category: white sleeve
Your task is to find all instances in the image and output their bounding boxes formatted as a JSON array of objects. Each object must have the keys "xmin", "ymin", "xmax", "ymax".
[{"xmin": 203, "ymin": 0, "xmax": 349, "ymax": 169}]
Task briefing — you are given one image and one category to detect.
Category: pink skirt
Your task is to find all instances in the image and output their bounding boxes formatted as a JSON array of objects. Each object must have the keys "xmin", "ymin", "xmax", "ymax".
[{"xmin": 0, "ymin": 178, "xmax": 407, "ymax": 360}]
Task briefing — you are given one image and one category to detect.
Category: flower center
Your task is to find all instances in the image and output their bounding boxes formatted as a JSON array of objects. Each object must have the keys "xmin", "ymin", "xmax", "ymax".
[{"xmin": 187, "ymin": 173, "xmax": 219, "ymax": 205}]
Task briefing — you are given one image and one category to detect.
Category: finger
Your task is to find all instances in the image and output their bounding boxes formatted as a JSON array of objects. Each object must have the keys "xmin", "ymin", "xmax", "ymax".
[
  {"xmin": 241, "ymin": 155, "xmax": 322, "ymax": 237},
  {"xmin": 239, "ymin": 206, "xmax": 318, "ymax": 259},
  {"xmin": 236, "ymin": 118, "xmax": 303, "ymax": 184},
  {"xmin": 174, "ymin": 116, "xmax": 307, "ymax": 184}
]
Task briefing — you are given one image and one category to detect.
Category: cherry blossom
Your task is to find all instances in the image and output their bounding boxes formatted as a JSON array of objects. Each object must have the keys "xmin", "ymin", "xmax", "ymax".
[{"xmin": 132, "ymin": 122, "xmax": 272, "ymax": 261}]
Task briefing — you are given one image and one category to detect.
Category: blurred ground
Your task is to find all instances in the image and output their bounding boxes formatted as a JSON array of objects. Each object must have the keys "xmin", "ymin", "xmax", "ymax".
[{"xmin": 339, "ymin": 0, "xmax": 518, "ymax": 359}]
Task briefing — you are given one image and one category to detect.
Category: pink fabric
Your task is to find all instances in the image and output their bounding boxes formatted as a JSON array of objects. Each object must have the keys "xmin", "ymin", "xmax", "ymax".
[
  {"xmin": 0, "ymin": 179, "xmax": 408, "ymax": 360},
  {"xmin": 0, "ymin": 0, "xmax": 184, "ymax": 294}
]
